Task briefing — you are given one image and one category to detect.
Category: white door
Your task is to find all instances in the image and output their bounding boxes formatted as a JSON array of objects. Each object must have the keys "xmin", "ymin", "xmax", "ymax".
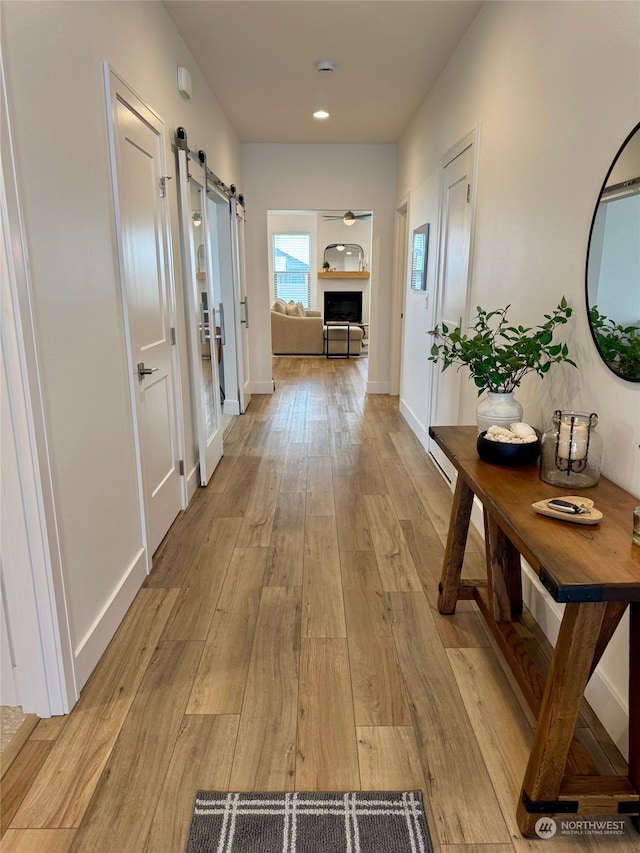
[
  {"xmin": 107, "ymin": 71, "xmax": 182, "ymax": 554},
  {"xmin": 208, "ymin": 188, "xmax": 240, "ymax": 416},
  {"xmin": 176, "ymin": 150, "xmax": 224, "ymax": 485},
  {"xmin": 429, "ymin": 134, "xmax": 476, "ymax": 478},
  {"xmin": 231, "ymin": 200, "xmax": 251, "ymax": 412}
]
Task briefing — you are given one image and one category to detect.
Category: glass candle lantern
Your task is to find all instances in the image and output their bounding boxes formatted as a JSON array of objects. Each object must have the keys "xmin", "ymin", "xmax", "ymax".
[{"xmin": 539, "ymin": 411, "xmax": 602, "ymax": 488}]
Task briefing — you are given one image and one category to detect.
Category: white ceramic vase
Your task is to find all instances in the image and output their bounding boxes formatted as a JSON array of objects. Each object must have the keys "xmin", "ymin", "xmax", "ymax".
[{"xmin": 476, "ymin": 391, "xmax": 523, "ymax": 434}]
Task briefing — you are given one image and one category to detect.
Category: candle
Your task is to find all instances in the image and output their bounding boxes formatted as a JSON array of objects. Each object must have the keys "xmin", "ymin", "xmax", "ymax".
[{"xmin": 558, "ymin": 420, "xmax": 588, "ymax": 461}]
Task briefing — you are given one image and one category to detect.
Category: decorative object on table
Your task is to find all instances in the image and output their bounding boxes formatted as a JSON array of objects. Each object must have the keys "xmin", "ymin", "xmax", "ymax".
[
  {"xmin": 322, "ymin": 260, "xmax": 330, "ymax": 270},
  {"xmin": 539, "ymin": 410, "xmax": 602, "ymax": 488},
  {"xmin": 633, "ymin": 505, "xmax": 640, "ymax": 546},
  {"xmin": 410, "ymin": 223, "xmax": 429, "ymax": 290},
  {"xmin": 475, "ymin": 392, "xmax": 523, "ymax": 432},
  {"xmin": 532, "ymin": 495, "xmax": 602, "ymax": 525},
  {"xmin": 477, "ymin": 423, "xmax": 541, "ymax": 466},
  {"xmin": 428, "ymin": 298, "xmax": 576, "ymax": 432}
]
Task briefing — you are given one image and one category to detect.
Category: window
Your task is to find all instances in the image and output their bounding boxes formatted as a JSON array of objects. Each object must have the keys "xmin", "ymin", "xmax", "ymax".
[{"xmin": 272, "ymin": 233, "xmax": 311, "ymax": 307}]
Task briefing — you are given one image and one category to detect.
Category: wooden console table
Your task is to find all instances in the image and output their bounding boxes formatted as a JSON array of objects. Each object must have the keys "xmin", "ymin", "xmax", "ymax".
[{"xmin": 429, "ymin": 425, "xmax": 640, "ymax": 837}]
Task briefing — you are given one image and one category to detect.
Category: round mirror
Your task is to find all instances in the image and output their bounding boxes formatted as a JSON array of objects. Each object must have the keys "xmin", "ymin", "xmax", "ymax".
[{"xmin": 586, "ymin": 122, "xmax": 640, "ymax": 381}]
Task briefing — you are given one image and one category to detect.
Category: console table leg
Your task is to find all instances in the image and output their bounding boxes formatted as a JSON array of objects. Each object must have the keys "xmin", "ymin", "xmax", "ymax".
[
  {"xmin": 517, "ymin": 601, "xmax": 607, "ymax": 836},
  {"xmin": 438, "ymin": 477, "xmax": 474, "ymax": 614},
  {"xmin": 484, "ymin": 509, "xmax": 523, "ymax": 621}
]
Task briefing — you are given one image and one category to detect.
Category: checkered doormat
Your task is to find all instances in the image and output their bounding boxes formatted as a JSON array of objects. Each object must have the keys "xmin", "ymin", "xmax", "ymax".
[{"xmin": 185, "ymin": 791, "xmax": 433, "ymax": 852}]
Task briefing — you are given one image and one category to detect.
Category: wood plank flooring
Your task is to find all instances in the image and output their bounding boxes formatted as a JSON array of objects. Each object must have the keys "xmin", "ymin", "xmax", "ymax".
[{"xmin": 2, "ymin": 357, "xmax": 637, "ymax": 852}]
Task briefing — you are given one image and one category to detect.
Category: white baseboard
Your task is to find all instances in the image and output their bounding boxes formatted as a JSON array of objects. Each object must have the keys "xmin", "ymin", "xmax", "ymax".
[
  {"xmin": 584, "ymin": 658, "xmax": 629, "ymax": 760},
  {"xmin": 399, "ymin": 399, "xmax": 427, "ymax": 451},
  {"xmin": 223, "ymin": 399, "xmax": 240, "ymax": 416},
  {"xmin": 186, "ymin": 463, "xmax": 199, "ymax": 502},
  {"xmin": 366, "ymin": 380, "xmax": 389, "ymax": 394},
  {"xmin": 73, "ymin": 547, "xmax": 147, "ymax": 688},
  {"xmin": 251, "ymin": 379, "xmax": 275, "ymax": 394}
]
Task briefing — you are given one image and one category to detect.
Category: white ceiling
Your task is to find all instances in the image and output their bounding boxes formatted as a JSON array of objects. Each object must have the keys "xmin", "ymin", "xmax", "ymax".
[{"xmin": 164, "ymin": 1, "xmax": 484, "ymax": 144}]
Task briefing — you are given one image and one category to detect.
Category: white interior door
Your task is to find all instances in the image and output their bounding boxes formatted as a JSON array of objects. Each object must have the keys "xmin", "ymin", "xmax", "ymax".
[
  {"xmin": 208, "ymin": 188, "xmax": 240, "ymax": 416},
  {"xmin": 177, "ymin": 151, "xmax": 224, "ymax": 486},
  {"xmin": 108, "ymin": 73, "xmax": 182, "ymax": 554},
  {"xmin": 231, "ymin": 200, "xmax": 251, "ymax": 412},
  {"xmin": 429, "ymin": 136, "xmax": 476, "ymax": 478}
]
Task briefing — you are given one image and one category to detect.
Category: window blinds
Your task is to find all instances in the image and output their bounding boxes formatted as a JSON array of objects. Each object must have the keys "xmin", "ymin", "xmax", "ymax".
[{"xmin": 272, "ymin": 233, "xmax": 311, "ymax": 307}]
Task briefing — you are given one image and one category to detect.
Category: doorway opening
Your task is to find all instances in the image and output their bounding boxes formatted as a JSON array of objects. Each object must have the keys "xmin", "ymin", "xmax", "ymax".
[{"xmin": 267, "ymin": 209, "xmax": 373, "ymax": 365}]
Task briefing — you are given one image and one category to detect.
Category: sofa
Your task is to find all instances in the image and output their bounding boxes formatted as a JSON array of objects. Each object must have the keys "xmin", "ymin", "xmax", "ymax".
[{"xmin": 271, "ymin": 299, "xmax": 363, "ymax": 356}]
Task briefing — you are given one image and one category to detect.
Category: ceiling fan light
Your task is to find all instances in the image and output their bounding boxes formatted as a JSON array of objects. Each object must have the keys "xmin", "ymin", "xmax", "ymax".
[
  {"xmin": 313, "ymin": 110, "xmax": 330, "ymax": 120},
  {"xmin": 336, "ymin": 244, "xmax": 345, "ymax": 251},
  {"xmin": 343, "ymin": 211, "xmax": 356, "ymax": 225}
]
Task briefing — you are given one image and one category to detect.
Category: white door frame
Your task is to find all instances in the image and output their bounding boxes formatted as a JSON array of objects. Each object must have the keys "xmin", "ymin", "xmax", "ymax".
[
  {"xmin": 427, "ymin": 126, "xmax": 480, "ymax": 467},
  {"xmin": 390, "ymin": 197, "xmax": 409, "ymax": 397},
  {"xmin": 1, "ymin": 53, "xmax": 76, "ymax": 715},
  {"xmin": 104, "ymin": 65, "xmax": 186, "ymax": 561},
  {"xmin": 231, "ymin": 199, "xmax": 251, "ymax": 412}
]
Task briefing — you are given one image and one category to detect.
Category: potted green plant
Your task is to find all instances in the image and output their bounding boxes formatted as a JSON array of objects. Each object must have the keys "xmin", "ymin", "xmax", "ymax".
[
  {"xmin": 322, "ymin": 260, "xmax": 330, "ymax": 271},
  {"xmin": 429, "ymin": 297, "xmax": 576, "ymax": 430}
]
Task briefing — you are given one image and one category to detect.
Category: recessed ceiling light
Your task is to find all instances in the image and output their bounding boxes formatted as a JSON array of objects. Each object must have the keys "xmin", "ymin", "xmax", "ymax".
[{"xmin": 313, "ymin": 110, "xmax": 330, "ymax": 120}]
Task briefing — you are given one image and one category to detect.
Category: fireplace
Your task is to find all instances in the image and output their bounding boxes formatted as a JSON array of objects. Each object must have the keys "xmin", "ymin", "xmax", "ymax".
[{"xmin": 323, "ymin": 291, "xmax": 363, "ymax": 323}]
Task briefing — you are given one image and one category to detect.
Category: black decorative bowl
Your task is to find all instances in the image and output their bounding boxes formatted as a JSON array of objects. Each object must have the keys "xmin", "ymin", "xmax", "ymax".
[{"xmin": 476, "ymin": 431, "xmax": 541, "ymax": 466}]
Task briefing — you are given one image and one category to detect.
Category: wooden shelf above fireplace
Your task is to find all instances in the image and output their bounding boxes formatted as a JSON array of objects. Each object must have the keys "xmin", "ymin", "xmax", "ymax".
[{"xmin": 318, "ymin": 271, "xmax": 369, "ymax": 279}]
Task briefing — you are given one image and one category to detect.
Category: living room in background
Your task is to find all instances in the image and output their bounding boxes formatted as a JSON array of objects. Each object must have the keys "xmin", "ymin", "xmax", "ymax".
[{"xmin": 272, "ymin": 232, "xmax": 311, "ymax": 308}]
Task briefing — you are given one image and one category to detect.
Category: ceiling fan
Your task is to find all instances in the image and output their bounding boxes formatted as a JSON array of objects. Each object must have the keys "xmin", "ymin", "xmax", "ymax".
[{"xmin": 322, "ymin": 210, "xmax": 372, "ymax": 226}]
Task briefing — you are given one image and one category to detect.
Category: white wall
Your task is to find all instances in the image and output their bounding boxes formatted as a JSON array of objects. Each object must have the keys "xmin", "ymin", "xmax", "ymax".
[
  {"xmin": 2, "ymin": 0, "xmax": 241, "ymax": 696},
  {"xmin": 399, "ymin": 0, "xmax": 640, "ymax": 491},
  {"xmin": 397, "ymin": 0, "xmax": 640, "ymax": 756},
  {"xmin": 241, "ymin": 144, "xmax": 396, "ymax": 393}
]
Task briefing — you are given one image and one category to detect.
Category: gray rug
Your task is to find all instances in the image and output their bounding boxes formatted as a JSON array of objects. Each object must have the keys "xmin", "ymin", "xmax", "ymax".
[{"xmin": 185, "ymin": 790, "xmax": 433, "ymax": 852}]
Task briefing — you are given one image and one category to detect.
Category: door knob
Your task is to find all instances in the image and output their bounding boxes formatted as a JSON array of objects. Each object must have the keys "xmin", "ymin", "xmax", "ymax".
[{"xmin": 137, "ymin": 362, "xmax": 158, "ymax": 381}]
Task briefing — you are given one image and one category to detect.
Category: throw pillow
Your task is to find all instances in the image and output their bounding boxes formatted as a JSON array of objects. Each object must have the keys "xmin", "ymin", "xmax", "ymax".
[
  {"xmin": 272, "ymin": 299, "xmax": 287, "ymax": 314},
  {"xmin": 285, "ymin": 301, "xmax": 306, "ymax": 317}
]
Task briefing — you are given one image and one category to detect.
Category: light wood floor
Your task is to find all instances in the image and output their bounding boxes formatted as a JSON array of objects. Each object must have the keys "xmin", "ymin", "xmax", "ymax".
[{"xmin": 2, "ymin": 357, "xmax": 637, "ymax": 852}]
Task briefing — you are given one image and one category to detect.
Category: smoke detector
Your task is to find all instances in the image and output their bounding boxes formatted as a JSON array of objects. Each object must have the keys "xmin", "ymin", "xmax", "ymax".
[{"xmin": 316, "ymin": 60, "xmax": 336, "ymax": 74}]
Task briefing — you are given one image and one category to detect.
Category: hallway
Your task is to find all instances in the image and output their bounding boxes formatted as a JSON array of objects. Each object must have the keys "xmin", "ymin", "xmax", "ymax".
[{"xmin": 1, "ymin": 358, "xmax": 637, "ymax": 852}]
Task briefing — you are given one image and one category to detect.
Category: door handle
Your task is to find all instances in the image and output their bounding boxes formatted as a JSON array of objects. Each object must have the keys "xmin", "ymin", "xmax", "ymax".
[
  {"xmin": 216, "ymin": 302, "xmax": 226, "ymax": 346},
  {"xmin": 199, "ymin": 301, "xmax": 210, "ymax": 344},
  {"xmin": 137, "ymin": 362, "xmax": 158, "ymax": 381},
  {"xmin": 240, "ymin": 296, "xmax": 249, "ymax": 328}
]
